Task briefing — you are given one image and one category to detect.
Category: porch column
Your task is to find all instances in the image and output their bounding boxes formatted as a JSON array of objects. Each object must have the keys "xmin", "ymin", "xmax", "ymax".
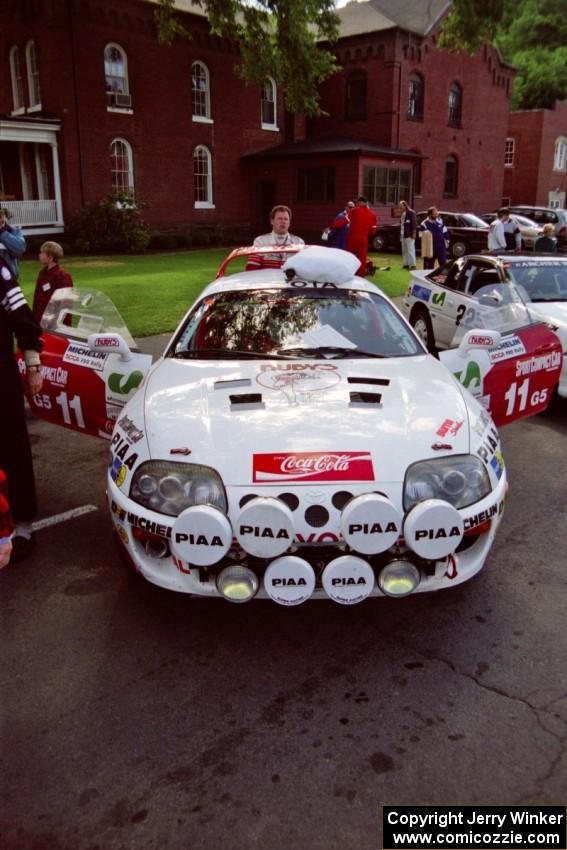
[{"xmin": 50, "ymin": 141, "xmax": 64, "ymax": 226}]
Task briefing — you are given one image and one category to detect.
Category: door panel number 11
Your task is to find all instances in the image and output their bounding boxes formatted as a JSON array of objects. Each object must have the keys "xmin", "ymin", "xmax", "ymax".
[
  {"xmin": 56, "ymin": 391, "xmax": 86, "ymax": 428},
  {"xmin": 504, "ymin": 378, "xmax": 548, "ymax": 416}
]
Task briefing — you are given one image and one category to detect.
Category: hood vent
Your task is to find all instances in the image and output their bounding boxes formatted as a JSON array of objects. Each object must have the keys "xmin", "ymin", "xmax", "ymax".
[
  {"xmin": 347, "ymin": 377, "xmax": 390, "ymax": 387},
  {"xmin": 349, "ymin": 391, "xmax": 383, "ymax": 407},
  {"xmin": 215, "ymin": 378, "xmax": 252, "ymax": 390},
  {"xmin": 230, "ymin": 392, "xmax": 265, "ymax": 411}
]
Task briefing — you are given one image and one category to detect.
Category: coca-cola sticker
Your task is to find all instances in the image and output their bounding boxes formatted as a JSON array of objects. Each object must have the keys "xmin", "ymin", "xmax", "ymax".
[{"xmin": 253, "ymin": 451, "xmax": 375, "ymax": 483}]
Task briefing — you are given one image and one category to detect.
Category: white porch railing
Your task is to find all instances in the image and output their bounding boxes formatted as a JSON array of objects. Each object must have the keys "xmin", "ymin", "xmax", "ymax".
[{"xmin": 1, "ymin": 199, "xmax": 59, "ymax": 227}]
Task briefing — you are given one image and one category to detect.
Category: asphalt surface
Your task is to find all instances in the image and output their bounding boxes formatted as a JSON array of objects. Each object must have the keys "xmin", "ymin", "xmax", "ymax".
[{"xmin": 1, "ymin": 336, "xmax": 566, "ymax": 850}]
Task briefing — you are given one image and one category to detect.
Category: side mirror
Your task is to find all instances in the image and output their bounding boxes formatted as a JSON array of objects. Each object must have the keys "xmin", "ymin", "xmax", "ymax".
[
  {"xmin": 87, "ymin": 332, "xmax": 133, "ymax": 362},
  {"xmin": 456, "ymin": 329, "xmax": 501, "ymax": 357}
]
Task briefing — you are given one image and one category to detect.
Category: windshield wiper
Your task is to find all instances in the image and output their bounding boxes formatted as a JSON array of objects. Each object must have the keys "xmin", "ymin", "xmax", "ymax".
[
  {"xmin": 277, "ymin": 346, "xmax": 386, "ymax": 359},
  {"xmin": 173, "ymin": 348, "xmax": 293, "ymax": 360}
]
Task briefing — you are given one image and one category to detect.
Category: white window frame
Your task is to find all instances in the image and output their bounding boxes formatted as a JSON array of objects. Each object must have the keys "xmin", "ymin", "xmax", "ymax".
[
  {"xmin": 110, "ymin": 138, "xmax": 135, "ymax": 196},
  {"xmin": 19, "ymin": 144, "xmax": 34, "ymax": 200},
  {"xmin": 10, "ymin": 46, "xmax": 25, "ymax": 115},
  {"xmin": 193, "ymin": 145, "xmax": 214, "ymax": 208},
  {"xmin": 261, "ymin": 77, "xmax": 278, "ymax": 131},
  {"xmin": 504, "ymin": 137, "xmax": 515, "ymax": 167},
  {"xmin": 192, "ymin": 61, "xmax": 212, "ymax": 123},
  {"xmin": 553, "ymin": 137, "xmax": 567, "ymax": 172},
  {"xmin": 105, "ymin": 43, "xmax": 132, "ymax": 112},
  {"xmin": 26, "ymin": 40, "xmax": 42, "ymax": 111},
  {"xmin": 35, "ymin": 144, "xmax": 50, "ymax": 199}
]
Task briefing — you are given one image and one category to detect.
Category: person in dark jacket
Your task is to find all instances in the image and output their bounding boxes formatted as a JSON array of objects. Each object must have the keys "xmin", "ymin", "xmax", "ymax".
[
  {"xmin": 33, "ymin": 241, "xmax": 74, "ymax": 322},
  {"xmin": 400, "ymin": 200, "xmax": 417, "ymax": 269},
  {"xmin": 0, "ymin": 208, "xmax": 26, "ymax": 279},
  {"xmin": 420, "ymin": 207, "xmax": 448, "ymax": 270},
  {"xmin": 328, "ymin": 201, "xmax": 355, "ymax": 250},
  {"xmin": 534, "ymin": 223, "xmax": 558, "ymax": 254},
  {"xmin": 0, "ymin": 255, "xmax": 43, "ymax": 563}
]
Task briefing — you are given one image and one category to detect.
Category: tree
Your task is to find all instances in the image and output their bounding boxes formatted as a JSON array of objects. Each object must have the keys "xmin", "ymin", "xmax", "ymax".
[
  {"xmin": 155, "ymin": 0, "xmax": 340, "ymax": 117},
  {"xmin": 440, "ymin": 0, "xmax": 567, "ymax": 110}
]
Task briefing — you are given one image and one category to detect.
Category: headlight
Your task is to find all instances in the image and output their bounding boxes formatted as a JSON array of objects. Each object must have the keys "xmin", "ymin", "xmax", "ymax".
[
  {"xmin": 404, "ymin": 455, "xmax": 491, "ymax": 511},
  {"xmin": 129, "ymin": 461, "xmax": 227, "ymax": 517}
]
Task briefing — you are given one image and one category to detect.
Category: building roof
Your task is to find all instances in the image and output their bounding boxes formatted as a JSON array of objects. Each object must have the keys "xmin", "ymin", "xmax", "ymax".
[
  {"xmin": 335, "ymin": 0, "xmax": 451, "ymax": 38},
  {"xmin": 244, "ymin": 138, "xmax": 426, "ymax": 160},
  {"xmin": 144, "ymin": 0, "xmax": 207, "ymax": 18}
]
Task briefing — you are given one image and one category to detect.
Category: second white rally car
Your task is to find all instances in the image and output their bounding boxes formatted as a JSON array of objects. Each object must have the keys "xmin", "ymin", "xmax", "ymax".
[{"xmin": 27, "ymin": 247, "xmax": 562, "ymax": 605}]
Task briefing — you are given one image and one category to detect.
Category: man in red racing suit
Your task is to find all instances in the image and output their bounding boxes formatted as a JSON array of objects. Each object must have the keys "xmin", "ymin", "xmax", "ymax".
[{"xmin": 347, "ymin": 196, "xmax": 377, "ymax": 277}]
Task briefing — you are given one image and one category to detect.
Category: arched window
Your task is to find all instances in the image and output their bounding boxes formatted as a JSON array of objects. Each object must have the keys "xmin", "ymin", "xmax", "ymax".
[
  {"xmin": 444, "ymin": 154, "xmax": 459, "ymax": 196},
  {"xmin": 105, "ymin": 44, "xmax": 131, "ymax": 108},
  {"xmin": 192, "ymin": 61, "xmax": 211, "ymax": 121},
  {"xmin": 554, "ymin": 136, "xmax": 567, "ymax": 172},
  {"xmin": 448, "ymin": 82, "xmax": 462, "ymax": 127},
  {"xmin": 110, "ymin": 138, "xmax": 134, "ymax": 195},
  {"xmin": 345, "ymin": 71, "xmax": 367, "ymax": 121},
  {"xmin": 194, "ymin": 145, "xmax": 213, "ymax": 207},
  {"xmin": 408, "ymin": 72, "xmax": 424, "ymax": 120},
  {"xmin": 26, "ymin": 41, "xmax": 41, "ymax": 108},
  {"xmin": 261, "ymin": 77, "xmax": 277, "ymax": 129},
  {"xmin": 9, "ymin": 46, "xmax": 25, "ymax": 113}
]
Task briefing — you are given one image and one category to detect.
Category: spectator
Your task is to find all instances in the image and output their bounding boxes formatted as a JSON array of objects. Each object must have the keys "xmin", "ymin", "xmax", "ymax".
[
  {"xmin": 534, "ymin": 223, "xmax": 558, "ymax": 254},
  {"xmin": 246, "ymin": 205, "xmax": 304, "ymax": 270},
  {"xmin": 399, "ymin": 200, "xmax": 417, "ymax": 269},
  {"xmin": 487, "ymin": 211, "xmax": 507, "ymax": 252},
  {"xmin": 347, "ymin": 196, "xmax": 377, "ymax": 278},
  {"xmin": 0, "ymin": 255, "xmax": 43, "ymax": 563},
  {"xmin": 499, "ymin": 207, "xmax": 522, "ymax": 251},
  {"xmin": 420, "ymin": 207, "xmax": 448, "ymax": 270},
  {"xmin": 0, "ymin": 469, "xmax": 14, "ymax": 569},
  {"xmin": 327, "ymin": 201, "xmax": 355, "ymax": 250},
  {"xmin": 32, "ymin": 241, "xmax": 74, "ymax": 323},
  {"xmin": 0, "ymin": 208, "xmax": 26, "ymax": 280}
]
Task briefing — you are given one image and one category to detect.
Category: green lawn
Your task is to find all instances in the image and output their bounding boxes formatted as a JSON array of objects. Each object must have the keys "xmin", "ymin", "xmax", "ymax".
[{"xmin": 19, "ymin": 247, "xmax": 412, "ymax": 337}]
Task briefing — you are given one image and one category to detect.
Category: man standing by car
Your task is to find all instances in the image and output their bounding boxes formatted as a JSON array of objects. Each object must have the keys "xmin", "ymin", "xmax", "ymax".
[
  {"xmin": 488, "ymin": 210, "xmax": 507, "ymax": 252},
  {"xmin": 0, "ymin": 208, "xmax": 26, "ymax": 280},
  {"xmin": 399, "ymin": 200, "xmax": 417, "ymax": 269},
  {"xmin": 326, "ymin": 200, "xmax": 355, "ymax": 250},
  {"xmin": 246, "ymin": 205, "xmax": 304, "ymax": 270},
  {"xmin": 347, "ymin": 196, "xmax": 377, "ymax": 277},
  {"xmin": 420, "ymin": 207, "xmax": 448, "ymax": 270},
  {"xmin": 499, "ymin": 207, "xmax": 522, "ymax": 251}
]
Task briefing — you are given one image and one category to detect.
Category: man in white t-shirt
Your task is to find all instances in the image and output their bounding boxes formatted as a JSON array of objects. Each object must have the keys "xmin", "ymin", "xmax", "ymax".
[{"xmin": 246, "ymin": 205, "xmax": 304, "ymax": 270}]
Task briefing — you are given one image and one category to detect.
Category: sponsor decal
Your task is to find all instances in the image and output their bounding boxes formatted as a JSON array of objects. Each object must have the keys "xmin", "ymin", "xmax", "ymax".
[
  {"xmin": 40, "ymin": 364, "xmax": 68, "ymax": 386},
  {"xmin": 432, "ymin": 291, "xmax": 447, "ymax": 305},
  {"xmin": 472, "ymin": 408, "xmax": 492, "ymax": 437},
  {"xmin": 411, "ymin": 283, "xmax": 431, "ymax": 302},
  {"xmin": 463, "ymin": 503, "xmax": 498, "ymax": 531},
  {"xmin": 115, "ymin": 523, "xmax": 129, "ymax": 546},
  {"xmin": 288, "ymin": 280, "xmax": 338, "ymax": 289},
  {"xmin": 468, "ymin": 335, "xmax": 494, "ymax": 346},
  {"xmin": 490, "ymin": 451, "xmax": 505, "ymax": 479},
  {"xmin": 93, "ymin": 336, "xmax": 119, "ymax": 347},
  {"xmin": 110, "ymin": 456, "xmax": 127, "ymax": 488},
  {"xmin": 257, "ymin": 362, "xmax": 340, "ymax": 393},
  {"xmin": 174, "ymin": 532, "xmax": 224, "ymax": 546},
  {"xmin": 271, "ymin": 577, "xmax": 307, "ymax": 587},
  {"xmin": 172, "ymin": 555, "xmax": 191, "ymax": 575},
  {"xmin": 431, "ymin": 442, "xmax": 452, "ymax": 451},
  {"xmin": 414, "ymin": 526, "xmax": 461, "ymax": 541},
  {"xmin": 128, "ymin": 512, "xmax": 172, "ymax": 539},
  {"xmin": 239, "ymin": 525, "xmax": 290, "ymax": 540},
  {"xmin": 295, "ymin": 532, "xmax": 339, "ymax": 544},
  {"xmin": 453, "ymin": 360, "xmax": 482, "ymax": 392},
  {"xmin": 110, "ymin": 433, "xmax": 139, "ymax": 470},
  {"xmin": 170, "ymin": 447, "xmax": 192, "ymax": 456},
  {"xmin": 63, "ymin": 343, "xmax": 108, "ymax": 371},
  {"xmin": 476, "ymin": 425, "xmax": 500, "ymax": 464},
  {"xmin": 107, "ymin": 370, "xmax": 144, "ymax": 395},
  {"xmin": 111, "ymin": 500, "xmax": 126, "ymax": 521},
  {"xmin": 116, "ymin": 414, "xmax": 144, "ymax": 444},
  {"xmin": 436, "ymin": 418, "xmax": 463, "ymax": 438},
  {"xmin": 489, "ymin": 335, "xmax": 526, "ymax": 364},
  {"xmin": 515, "ymin": 350, "xmax": 561, "ymax": 377},
  {"xmin": 322, "ymin": 555, "xmax": 375, "ymax": 604},
  {"xmin": 253, "ymin": 451, "xmax": 374, "ymax": 483}
]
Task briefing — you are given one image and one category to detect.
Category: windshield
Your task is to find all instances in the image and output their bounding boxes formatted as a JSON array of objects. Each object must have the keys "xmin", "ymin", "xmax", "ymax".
[
  {"xmin": 40, "ymin": 287, "xmax": 137, "ymax": 348},
  {"xmin": 450, "ymin": 282, "xmax": 538, "ymax": 346},
  {"xmin": 460, "ymin": 214, "xmax": 489, "ymax": 228},
  {"xmin": 505, "ymin": 261, "xmax": 567, "ymax": 302},
  {"xmin": 171, "ymin": 288, "xmax": 423, "ymax": 359}
]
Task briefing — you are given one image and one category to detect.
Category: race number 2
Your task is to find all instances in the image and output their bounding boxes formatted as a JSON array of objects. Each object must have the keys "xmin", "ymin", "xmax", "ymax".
[
  {"xmin": 55, "ymin": 391, "xmax": 86, "ymax": 428},
  {"xmin": 504, "ymin": 378, "xmax": 548, "ymax": 416}
]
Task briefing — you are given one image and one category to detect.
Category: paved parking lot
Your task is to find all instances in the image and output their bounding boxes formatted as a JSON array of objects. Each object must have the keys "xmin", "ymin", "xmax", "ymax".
[{"xmin": 1, "ymin": 388, "xmax": 566, "ymax": 850}]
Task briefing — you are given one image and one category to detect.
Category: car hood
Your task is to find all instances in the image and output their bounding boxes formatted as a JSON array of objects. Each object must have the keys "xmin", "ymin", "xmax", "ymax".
[
  {"xmin": 142, "ymin": 356, "xmax": 470, "ymax": 486},
  {"xmin": 529, "ymin": 301, "xmax": 567, "ymax": 332}
]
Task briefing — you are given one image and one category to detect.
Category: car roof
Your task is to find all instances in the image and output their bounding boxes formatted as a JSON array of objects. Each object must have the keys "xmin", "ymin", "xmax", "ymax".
[
  {"xmin": 457, "ymin": 252, "xmax": 567, "ymax": 263},
  {"xmin": 200, "ymin": 267, "xmax": 383, "ymax": 298}
]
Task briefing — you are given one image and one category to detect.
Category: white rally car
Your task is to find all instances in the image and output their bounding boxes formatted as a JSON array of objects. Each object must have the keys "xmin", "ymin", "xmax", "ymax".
[
  {"xmin": 403, "ymin": 252, "xmax": 567, "ymax": 399},
  {"xmin": 25, "ymin": 247, "xmax": 562, "ymax": 605}
]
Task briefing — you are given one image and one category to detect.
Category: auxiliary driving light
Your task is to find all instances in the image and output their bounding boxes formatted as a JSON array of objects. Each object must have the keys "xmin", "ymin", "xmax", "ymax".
[
  {"xmin": 216, "ymin": 565, "xmax": 259, "ymax": 603},
  {"xmin": 378, "ymin": 560, "xmax": 421, "ymax": 598}
]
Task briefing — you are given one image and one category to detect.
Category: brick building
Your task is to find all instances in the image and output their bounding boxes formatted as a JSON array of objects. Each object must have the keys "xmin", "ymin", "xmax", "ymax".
[
  {"xmin": 504, "ymin": 101, "xmax": 567, "ymax": 210},
  {"xmin": 1, "ymin": 0, "xmax": 517, "ymax": 242}
]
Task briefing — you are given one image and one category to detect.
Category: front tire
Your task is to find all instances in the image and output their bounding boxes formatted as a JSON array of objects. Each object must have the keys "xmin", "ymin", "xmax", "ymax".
[
  {"xmin": 372, "ymin": 233, "xmax": 387, "ymax": 252},
  {"xmin": 451, "ymin": 240, "xmax": 468, "ymax": 258},
  {"xmin": 410, "ymin": 307, "xmax": 436, "ymax": 354}
]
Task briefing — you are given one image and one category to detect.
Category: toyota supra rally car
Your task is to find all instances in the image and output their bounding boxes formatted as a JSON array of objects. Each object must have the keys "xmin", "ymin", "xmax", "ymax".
[{"xmin": 22, "ymin": 246, "xmax": 562, "ymax": 605}]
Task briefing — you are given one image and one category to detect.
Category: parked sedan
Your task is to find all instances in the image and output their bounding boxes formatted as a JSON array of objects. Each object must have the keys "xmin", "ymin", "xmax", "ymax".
[
  {"xmin": 480, "ymin": 213, "xmax": 541, "ymax": 250},
  {"xmin": 372, "ymin": 211, "xmax": 489, "ymax": 259}
]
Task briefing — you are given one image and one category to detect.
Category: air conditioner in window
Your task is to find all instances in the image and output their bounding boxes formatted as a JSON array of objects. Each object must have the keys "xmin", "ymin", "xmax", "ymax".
[{"xmin": 108, "ymin": 92, "xmax": 132, "ymax": 108}]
